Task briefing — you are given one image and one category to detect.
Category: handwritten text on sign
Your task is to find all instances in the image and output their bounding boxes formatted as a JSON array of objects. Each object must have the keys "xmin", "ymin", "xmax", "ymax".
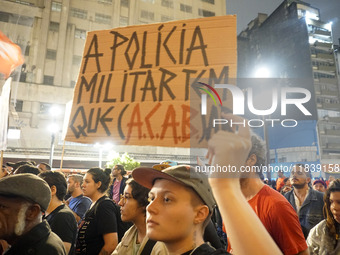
[{"xmin": 65, "ymin": 16, "xmax": 237, "ymax": 147}]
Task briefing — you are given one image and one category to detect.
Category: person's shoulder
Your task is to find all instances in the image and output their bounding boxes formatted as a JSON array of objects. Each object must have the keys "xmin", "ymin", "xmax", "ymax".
[
  {"xmin": 59, "ymin": 204, "xmax": 77, "ymax": 216},
  {"xmin": 43, "ymin": 231, "xmax": 67, "ymax": 254},
  {"xmin": 307, "ymin": 219, "xmax": 327, "ymax": 245},
  {"xmin": 54, "ymin": 205, "xmax": 77, "ymax": 223},
  {"xmin": 283, "ymin": 188, "xmax": 293, "ymax": 198},
  {"xmin": 151, "ymin": 241, "xmax": 169, "ymax": 255},
  {"xmin": 256, "ymin": 185, "xmax": 296, "ymax": 215},
  {"xmin": 310, "ymin": 188, "xmax": 325, "ymax": 199},
  {"xmin": 192, "ymin": 243, "xmax": 229, "ymax": 255},
  {"xmin": 260, "ymin": 185, "xmax": 290, "ymax": 202},
  {"xmin": 97, "ymin": 197, "xmax": 116, "ymax": 210},
  {"xmin": 79, "ymin": 195, "xmax": 92, "ymax": 203},
  {"xmin": 310, "ymin": 219, "xmax": 326, "ymax": 233}
]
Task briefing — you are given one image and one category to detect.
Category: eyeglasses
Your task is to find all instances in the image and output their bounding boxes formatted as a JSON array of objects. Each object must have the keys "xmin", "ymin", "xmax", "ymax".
[{"xmin": 119, "ymin": 194, "xmax": 133, "ymax": 204}]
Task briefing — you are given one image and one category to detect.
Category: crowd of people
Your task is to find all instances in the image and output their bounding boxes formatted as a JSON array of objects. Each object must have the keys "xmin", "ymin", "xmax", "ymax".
[{"xmin": 0, "ymin": 115, "xmax": 340, "ymax": 254}]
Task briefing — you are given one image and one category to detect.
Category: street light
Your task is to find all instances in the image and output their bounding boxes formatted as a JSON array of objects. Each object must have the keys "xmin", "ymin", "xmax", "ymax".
[
  {"xmin": 48, "ymin": 105, "xmax": 61, "ymax": 168},
  {"xmin": 254, "ymin": 67, "xmax": 270, "ymax": 78},
  {"xmin": 94, "ymin": 142, "xmax": 113, "ymax": 168}
]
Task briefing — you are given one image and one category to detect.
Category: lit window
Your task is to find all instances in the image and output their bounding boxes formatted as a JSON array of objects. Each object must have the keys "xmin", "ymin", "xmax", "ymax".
[
  {"xmin": 8, "ymin": 129, "xmax": 21, "ymax": 139},
  {"xmin": 51, "ymin": 2, "xmax": 62, "ymax": 12},
  {"xmin": 75, "ymin": 29, "xmax": 86, "ymax": 39}
]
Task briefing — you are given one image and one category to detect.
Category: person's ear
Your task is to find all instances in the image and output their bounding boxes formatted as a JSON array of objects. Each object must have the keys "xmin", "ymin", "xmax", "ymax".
[
  {"xmin": 50, "ymin": 185, "xmax": 57, "ymax": 196},
  {"xmin": 194, "ymin": 205, "xmax": 209, "ymax": 225},
  {"xmin": 246, "ymin": 154, "xmax": 257, "ymax": 167},
  {"xmin": 26, "ymin": 204, "xmax": 42, "ymax": 220},
  {"xmin": 96, "ymin": 181, "xmax": 102, "ymax": 190}
]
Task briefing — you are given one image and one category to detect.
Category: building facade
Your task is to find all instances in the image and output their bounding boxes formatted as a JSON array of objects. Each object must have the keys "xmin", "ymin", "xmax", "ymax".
[
  {"xmin": 238, "ymin": 0, "xmax": 340, "ymax": 176},
  {"xmin": 0, "ymin": 0, "xmax": 226, "ymax": 168}
]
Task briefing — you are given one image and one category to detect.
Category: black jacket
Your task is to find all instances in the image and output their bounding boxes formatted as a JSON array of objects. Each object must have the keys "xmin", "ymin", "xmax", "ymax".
[{"xmin": 5, "ymin": 220, "xmax": 66, "ymax": 255}]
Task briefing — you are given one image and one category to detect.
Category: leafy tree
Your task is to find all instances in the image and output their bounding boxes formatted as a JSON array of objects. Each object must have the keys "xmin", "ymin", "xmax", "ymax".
[{"xmin": 106, "ymin": 152, "xmax": 140, "ymax": 170}]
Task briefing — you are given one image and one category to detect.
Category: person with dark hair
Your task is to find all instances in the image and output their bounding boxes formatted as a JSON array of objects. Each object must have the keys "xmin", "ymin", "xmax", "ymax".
[
  {"xmin": 39, "ymin": 171, "xmax": 78, "ymax": 255},
  {"xmin": 307, "ymin": 179, "xmax": 340, "ymax": 254},
  {"xmin": 312, "ymin": 179, "xmax": 327, "ymax": 193},
  {"xmin": 206, "ymin": 114, "xmax": 284, "ymax": 255},
  {"xmin": 29, "ymin": 160, "xmax": 37, "ymax": 166},
  {"xmin": 276, "ymin": 170, "xmax": 286, "ymax": 192},
  {"xmin": 154, "ymin": 160, "xmax": 225, "ymax": 250},
  {"xmin": 37, "ymin": 162, "xmax": 51, "ymax": 172},
  {"xmin": 76, "ymin": 167, "xmax": 118, "ymax": 255},
  {"xmin": 113, "ymin": 178, "xmax": 168, "ymax": 254},
  {"xmin": 66, "ymin": 174, "xmax": 92, "ymax": 224},
  {"xmin": 6, "ymin": 161, "xmax": 33, "ymax": 173},
  {"xmin": 133, "ymin": 165, "xmax": 229, "ymax": 255},
  {"xmin": 14, "ymin": 164, "xmax": 41, "ymax": 175},
  {"xmin": 220, "ymin": 132, "xmax": 307, "ymax": 254},
  {"xmin": 281, "ymin": 177, "xmax": 292, "ymax": 194},
  {"xmin": 109, "ymin": 164, "xmax": 128, "ymax": 204},
  {"xmin": 284, "ymin": 164, "xmax": 324, "ymax": 238},
  {"xmin": 0, "ymin": 165, "xmax": 10, "ymax": 178},
  {"xmin": 0, "ymin": 174, "xmax": 66, "ymax": 255}
]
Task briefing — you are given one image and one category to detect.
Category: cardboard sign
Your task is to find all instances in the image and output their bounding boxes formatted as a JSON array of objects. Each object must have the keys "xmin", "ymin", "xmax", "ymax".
[{"xmin": 65, "ymin": 15, "xmax": 237, "ymax": 147}]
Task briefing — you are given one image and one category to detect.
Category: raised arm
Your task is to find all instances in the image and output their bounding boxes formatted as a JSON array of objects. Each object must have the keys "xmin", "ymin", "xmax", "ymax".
[{"xmin": 207, "ymin": 114, "xmax": 282, "ymax": 255}]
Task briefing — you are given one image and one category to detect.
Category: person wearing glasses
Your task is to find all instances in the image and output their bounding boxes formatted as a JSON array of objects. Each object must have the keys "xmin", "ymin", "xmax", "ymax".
[
  {"xmin": 76, "ymin": 168, "xmax": 118, "ymax": 255},
  {"xmin": 112, "ymin": 178, "xmax": 168, "ymax": 255}
]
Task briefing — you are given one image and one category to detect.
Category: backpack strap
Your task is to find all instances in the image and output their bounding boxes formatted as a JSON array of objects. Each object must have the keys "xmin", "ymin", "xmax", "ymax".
[{"xmin": 140, "ymin": 239, "xmax": 157, "ymax": 255}]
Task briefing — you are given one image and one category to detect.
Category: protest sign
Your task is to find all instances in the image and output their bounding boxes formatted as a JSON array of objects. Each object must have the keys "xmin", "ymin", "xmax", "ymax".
[
  {"xmin": 0, "ymin": 78, "xmax": 11, "ymax": 150},
  {"xmin": 65, "ymin": 15, "xmax": 237, "ymax": 147}
]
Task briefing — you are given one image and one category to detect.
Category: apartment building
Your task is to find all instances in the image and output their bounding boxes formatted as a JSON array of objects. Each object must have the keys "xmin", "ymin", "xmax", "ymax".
[
  {"xmin": 0, "ymin": 0, "xmax": 226, "ymax": 168},
  {"xmin": 238, "ymin": 0, "xmax": 339, "ymax": 175}
]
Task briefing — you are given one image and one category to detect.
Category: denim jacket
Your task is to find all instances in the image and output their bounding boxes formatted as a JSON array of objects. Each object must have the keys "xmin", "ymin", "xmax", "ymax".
[{"xmin": 284, "ymin": 188, "xmax": 324, "ymax": 238}]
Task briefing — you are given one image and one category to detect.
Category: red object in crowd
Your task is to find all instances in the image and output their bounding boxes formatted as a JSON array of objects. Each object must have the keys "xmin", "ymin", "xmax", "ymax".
[{"xmin": 0, "ymin": 31, "xmax": 24, "ymax": 78}]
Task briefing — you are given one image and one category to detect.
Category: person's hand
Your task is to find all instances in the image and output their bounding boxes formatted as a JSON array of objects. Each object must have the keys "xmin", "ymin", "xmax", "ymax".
[
  {"xmin": 281, "ymin": 186, "xmax": 292, "ymax": 193},
  {"xmin": 206, "ymin": 114, "xmax": 251, "ymax": 190}
]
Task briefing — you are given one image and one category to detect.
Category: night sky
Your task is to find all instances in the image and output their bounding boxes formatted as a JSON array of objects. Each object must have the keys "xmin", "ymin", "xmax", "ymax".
[{"xmin": 226, "ymin": 0, "xmax": 340, "ymax": 45}]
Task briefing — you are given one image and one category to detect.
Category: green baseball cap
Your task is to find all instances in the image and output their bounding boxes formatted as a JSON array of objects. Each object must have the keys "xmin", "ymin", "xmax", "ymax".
[{"xmin": 132, "ymin": 165, "xmax": 216, "ymax": 212}]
